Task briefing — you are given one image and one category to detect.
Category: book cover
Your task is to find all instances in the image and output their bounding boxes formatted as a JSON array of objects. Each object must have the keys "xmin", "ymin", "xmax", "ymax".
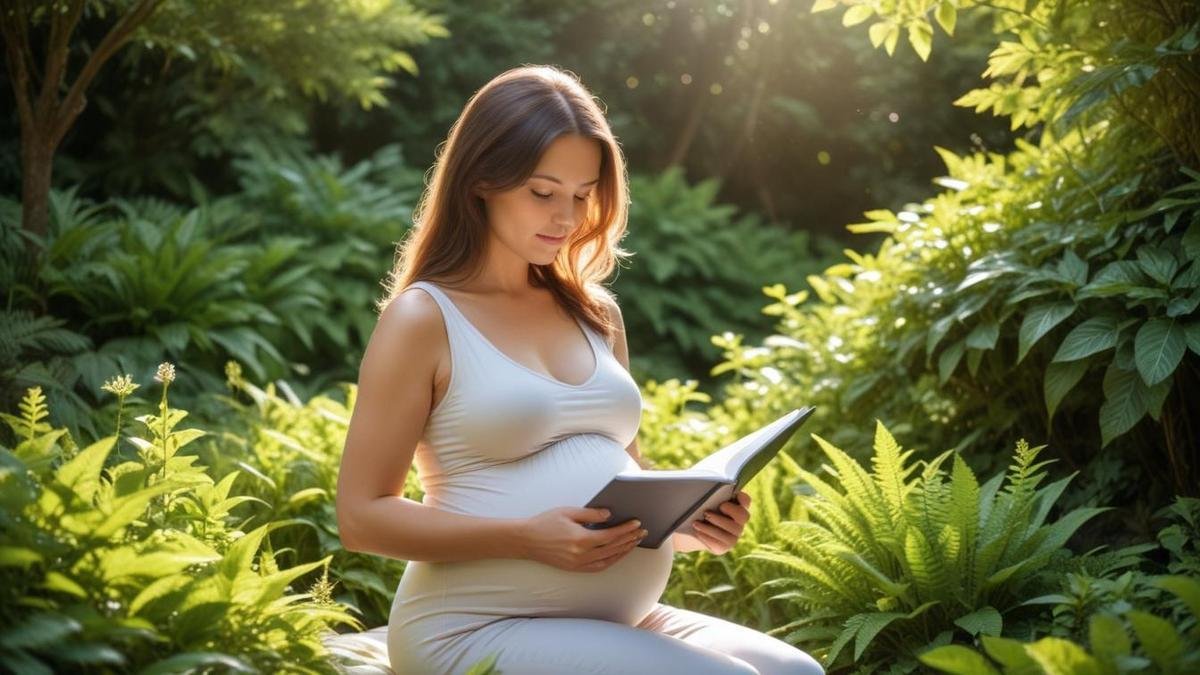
[{"xmin": 583, "ymin": 406, "xmax": 815, "ymax": 549}]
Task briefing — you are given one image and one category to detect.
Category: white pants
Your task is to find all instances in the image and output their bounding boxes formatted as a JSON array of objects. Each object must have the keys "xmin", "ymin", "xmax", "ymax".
[{"xmin": 326, "ymin": 602, "xmax": 824, "ymax": 675}]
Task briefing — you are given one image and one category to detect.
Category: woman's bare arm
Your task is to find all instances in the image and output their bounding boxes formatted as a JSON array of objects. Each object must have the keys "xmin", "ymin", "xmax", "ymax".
[
  {"xmin": 600, "ymin": 292, "xmax": 707, "ymax": 554},
  {"xmin": 335, "ymin": 289, "xmax": 529, "ymax": 562}
]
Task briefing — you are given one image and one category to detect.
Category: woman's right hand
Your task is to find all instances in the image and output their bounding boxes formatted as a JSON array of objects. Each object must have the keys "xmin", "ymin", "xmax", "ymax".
[{"xmin": 518, "ymin": 507, "xmax": 648, "ymax": 572}]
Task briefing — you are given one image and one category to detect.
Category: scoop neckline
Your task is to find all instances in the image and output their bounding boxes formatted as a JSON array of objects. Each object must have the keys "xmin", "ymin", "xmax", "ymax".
[{"xmin": 417, "ymin": 281, "xmax": 602, "ymax": 389}]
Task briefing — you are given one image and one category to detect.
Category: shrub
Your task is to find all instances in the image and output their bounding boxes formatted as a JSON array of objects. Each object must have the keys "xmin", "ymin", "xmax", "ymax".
[
  {"xmin": 747, "ymin": 422, "xmax": 1104, "ymax": 671},
  {"xmin": 0, "ymin": 377, "xmax": 356, "ymax": 672}
]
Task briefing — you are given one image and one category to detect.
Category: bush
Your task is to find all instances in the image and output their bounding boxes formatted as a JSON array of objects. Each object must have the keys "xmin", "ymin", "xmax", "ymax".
[
  {"xmin": 0, "ymin": 378, "xmax": 356, "ymax": 672},
  {"xmin": 614, "ymin": 166, "xmax": 839, "ymax": 389},
  {"xmin": 745, "ymin": 422, "xmax": 1104, "ymax": 671}
]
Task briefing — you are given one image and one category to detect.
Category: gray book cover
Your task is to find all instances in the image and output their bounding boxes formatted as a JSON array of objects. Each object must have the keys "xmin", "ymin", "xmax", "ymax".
[{"xmin": 583, "ymin": 406, "xmax": 815, "ymax": 548}]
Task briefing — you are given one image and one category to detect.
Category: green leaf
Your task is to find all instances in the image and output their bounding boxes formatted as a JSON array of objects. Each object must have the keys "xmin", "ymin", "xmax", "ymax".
[
  {"xmin": 1019, "ymin": 302, "xmax": 1076, "ymax": 363},
  {"xmin": 908, "ymin": 20, "xmax": 933, "ymax": 61},
  {"xmin": 927, "ymin": 314, "xmax": 956, "ymax": 357},
  {"xmin": 939, "ymin": 339, "xmax": 966, "ymax": 383},
  {"xmin": 954, "ymin": 606, "xmax": 1002, "ymax": 637},
  {"xmin": 43, "ymin": 571, "xmax": 87, "ymax": 598},
  {"xmin": 0, "ymin": 546, "xmax": 42, "ymax": 568},
  {"xmin": 1058, "ymin": 249, "xmax": 1088, "ymax": 287},
  {"xmin": 919, "ymin": 645, "xmax": 999, "ymax": 674},
  {"xmin": 130, "ymin": 575, "xmax": 193, "ymax": 616},
  {"xmin": 92, "ymin": 483, "xmax": 173, "ymax": 539},
  {"xmin": 1088, "ymin": 613, "xmax": 1131, "ymax": 661},
  {"xmin": 1137, "ymin": 246, "xmax": 1179, "ymax": 285},
  {"xmin": 935, "ymin": 0, "xmax": 957, "ymax": 36},
  {"xmin": 981, "ymin": 635, "xmax": 1039, "ymax": 669},
  {"xmin": 966, "ymin": 321, "xmax": 999, "ymax": 350},
  {"xmin": 1134, "ymin": 318, "xmax": 1186, "ymax": 386},
  {"xmin": 1166, "ymin": 290, "xmax": 1200, "ymax": 317},
  {"xmin": 1182, "ymin": 221, "xmax": 1200, "ymax": 260},
  {"xmin": 854, "ymin": 612, "xmax": 905, "ymax": 660},
  {"xmin": 1044, "ymin": 358, "xmax": 1090, "ymax": 420},
  {"xmin": 1128, "ymin": 610, "xmax": 1183, "ymax": 669},
  {"xmin": 1078, "ymin": 261, "xmax": 1148, "ymax": 299},
  {"xmin": 1024, "ymin": 636, "xmax": 1106, "ymax": 675},
  {"xmin": 1187, "ymin": 322, "xmax": 1200, "ymax": 355},
  {"xmin": 0, "ymin": 613, "xmax": 82, "ymax": 649},
  {"xmin": 54, "ymin": 435, "xmax": 116, "ymax": 503},
  {"xmin": 1053, "ymin": 316, "xmax": 1120, "ymax": 362},
  {"xmin": 843, "ymin": 5, "xmax": 874, "ymax": 27},
  {"xmin": 868, "ymin": 21, "xmax": 890, "ymax": 48},
  {"xmin": 811, "ymin": 0, "xmax": 839, "ymax": 13},
  {"xmin": 1099, "ymin": 362, "xmax": 1148, "ymax": 447},
  {"xmin": 1152, "ymin": 576, "xmax": 1200, "ymax": 622},
  {"xmin": 884, "ymin": 24, "xmax": 900, "ymax": 55}
]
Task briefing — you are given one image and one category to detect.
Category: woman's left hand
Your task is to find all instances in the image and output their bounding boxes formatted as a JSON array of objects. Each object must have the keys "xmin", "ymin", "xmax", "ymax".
[{"xmin": 692, "ymin": 490, "xmax": 751, "ymax": 555}]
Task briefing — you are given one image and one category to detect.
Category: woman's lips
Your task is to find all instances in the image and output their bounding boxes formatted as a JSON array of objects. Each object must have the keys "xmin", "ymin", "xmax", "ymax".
[{"xmin": 537, "ymin": 234, "xmax": 566, "ymax": 244}]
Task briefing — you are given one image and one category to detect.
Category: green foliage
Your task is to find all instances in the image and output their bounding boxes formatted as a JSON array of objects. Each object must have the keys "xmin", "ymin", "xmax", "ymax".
[
  {"xmin": 139, "ymin": 0, "xmax": 447, "ymax": 108},
  {"xmin": 227, "ymin": 141, "xmax": 425, "ymax": 380},
  {"xmin": 0, "ymin": 143, "xmax": 423, "ymax": 436},
  {"xmin": 0, "ymin": 381, "xmax": 356, "ymax": 672},
  {"xmin": 328, "ymin": 0, "xmax": 1007, "ymax": 249},
  {"xmin": 1158, "ymin": 498, "xmax": 1200, "ymax": 577},
  {"xmin": 29, "ymin": 0, "xmax": 447, "ymax": 198},
  {"xmin": 921, "ymin": 575, "xmax": 1200, "ymax": 674},
  {"xmin": 709, "ymin": 0, "xmax": 1200, "ymax": 505},
  {"xmin": 203, "ymin": 362, "xmax": 417, "ymax": 629},
  {"xmin": 0, "ymin": 309, "xmax": 95, "ymax": 437},
  {"xmin": 744, "ymin": 423, "xmax": 1103, "ymax": 671},
  {"xmin": 614, "ymin": 167, "xmax": 839, "ymax": 388}
]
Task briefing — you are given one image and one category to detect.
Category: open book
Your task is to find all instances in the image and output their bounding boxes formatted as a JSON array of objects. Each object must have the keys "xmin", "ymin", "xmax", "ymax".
[{"xmin": 583, "ymin": 406, "xmax": 815, "ymax": 549}]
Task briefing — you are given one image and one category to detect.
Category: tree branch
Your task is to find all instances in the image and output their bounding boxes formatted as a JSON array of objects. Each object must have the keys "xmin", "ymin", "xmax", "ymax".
[
  {"xmin": 37, "ymin": 0, "xmax": 87, "ymax": 116},
  {"xmin": 0, "ymin": 1, "xmax": 36, "ymax": 134},
  {"xmin": 51, "ymin": 0, "xmax": 165, "ymax": 148}
]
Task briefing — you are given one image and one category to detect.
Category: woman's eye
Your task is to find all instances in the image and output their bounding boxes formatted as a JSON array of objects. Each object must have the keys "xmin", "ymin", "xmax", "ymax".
[{"xmin": 531, "ymin": 190, "xmax": 588, "ymax": 202}]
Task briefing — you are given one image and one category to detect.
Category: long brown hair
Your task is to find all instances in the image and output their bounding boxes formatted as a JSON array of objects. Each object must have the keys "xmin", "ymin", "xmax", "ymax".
[{"xmin": 376, "ymin": 64, "xmax": 633, "ymax": 343}]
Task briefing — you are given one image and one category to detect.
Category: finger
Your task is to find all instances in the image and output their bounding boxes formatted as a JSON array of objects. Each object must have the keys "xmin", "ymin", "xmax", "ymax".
[
  {"xmin": 694, "ymin": 520, "xmax": 736, "ymax": 548},
  {"xmin": 593, "ymin": 528, "xmax": 644, "ymax": 557},
  {"xmin": 597, "ymin": 520, "xmax": 641, "ymax": 545},
  {"xmin": 585, "ymin": 540, "xmax": 636, "ymax": 569},
  {"xmin": 703, "ymin": 509, "xmax": 741, "ymax": 533},
  {"xmin": 737, "ymin": 490, "xmax": 751, "ymax": 508},
  {"xmin": 691, "ymin": 525, "xmax": 725, "ymax": 554},
  {"xmin": 717, "ymin": 501, "xmax": 750, "ymax": 527}
]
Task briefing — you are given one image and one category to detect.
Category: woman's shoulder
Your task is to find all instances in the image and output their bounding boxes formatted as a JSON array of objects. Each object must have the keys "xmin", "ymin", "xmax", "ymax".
[{"xmin": 375, "ymin": 287, "xmax": 449, "ymax": 355}]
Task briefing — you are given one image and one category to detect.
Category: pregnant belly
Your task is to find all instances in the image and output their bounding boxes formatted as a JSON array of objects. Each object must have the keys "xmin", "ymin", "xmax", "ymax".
[{"xmin": 395, "ymin": 434, "xmax": 675, "ymax": 627}]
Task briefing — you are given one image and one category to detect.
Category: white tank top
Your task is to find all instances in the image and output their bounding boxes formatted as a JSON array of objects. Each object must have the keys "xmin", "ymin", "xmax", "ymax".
[
  {"xmin": 387, "ymin": 281, "xmax": 676, "ymax": 653},
  {"xmin": 404, "ymin": 280, "xmax": 644, "ymax": 514}
]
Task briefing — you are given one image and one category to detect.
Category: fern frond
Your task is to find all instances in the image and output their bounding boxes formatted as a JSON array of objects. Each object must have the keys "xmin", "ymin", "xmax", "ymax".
[
  {"xmin": 1003, "ymin": 439, "xmax": 1052, "ymax": 504},
  {"xmin": 911, "ymin": 470, "xmax": 950, "ymax": 545},
  {"xmin": 744, "ymin": 549, "xmax": 865, "ymax": 606},
  {"xmin": 870, "ymin": 420, "xmax": 918, "ymax": 528},
  {"xmin": 0, "ymin": 311, "xmax": 92, "ymax": 366},
  {"xmin": 17, "ymin": 386, "xmax": 53, "ymax": 442},
  {"xmin": 949, "ymin": 454, "xmax": 981, "ymax": 597},
  {"xmin": 905, "ymin": 527, "xmax": 952, "ymax": 604},
  {"xmin": 813, "ymin": 434, "xmax": 894, "ymax": 545}
]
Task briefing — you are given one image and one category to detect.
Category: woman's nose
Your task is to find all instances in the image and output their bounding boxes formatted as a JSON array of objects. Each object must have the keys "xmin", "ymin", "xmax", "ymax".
[{"xmin": 552, "ymin": 196, "xmax": 574, "ymax": 224}]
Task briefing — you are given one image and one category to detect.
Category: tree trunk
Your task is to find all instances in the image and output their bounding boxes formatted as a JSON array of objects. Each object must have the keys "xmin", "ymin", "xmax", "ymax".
[
  {"xmin": 20, "ymin": 129, "xmax": 54, "ymax": 256},
  {"xmin": 0, "ymin": 0, "xmax": 163, "ymax": 262}
]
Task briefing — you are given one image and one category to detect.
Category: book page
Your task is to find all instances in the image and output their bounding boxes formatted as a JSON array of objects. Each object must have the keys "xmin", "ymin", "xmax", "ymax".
[
  {"xmin": 688, "ymin": 413, "xmax": 799, "ymax": 480},
  {"xmin": 615, "ymin": 466, "xmax": 725, "ymax": 480}
]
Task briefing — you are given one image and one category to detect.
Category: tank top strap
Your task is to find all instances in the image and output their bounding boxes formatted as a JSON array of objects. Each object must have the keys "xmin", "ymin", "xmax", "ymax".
[{"xmin": 405, "ymin": 280, "xmax": 477, "ymax": 353}]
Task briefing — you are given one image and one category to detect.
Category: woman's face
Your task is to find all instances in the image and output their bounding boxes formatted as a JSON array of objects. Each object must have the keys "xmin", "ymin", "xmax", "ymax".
[{"xmin": 479, "ymin": 133, "xmax": 602, "ymax": 267}]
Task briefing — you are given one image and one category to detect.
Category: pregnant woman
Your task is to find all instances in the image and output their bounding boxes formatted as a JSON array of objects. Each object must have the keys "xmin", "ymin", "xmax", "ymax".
[{"xmin": 334, "ymin": 64, "xmax": 823, "ymax": 675}]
